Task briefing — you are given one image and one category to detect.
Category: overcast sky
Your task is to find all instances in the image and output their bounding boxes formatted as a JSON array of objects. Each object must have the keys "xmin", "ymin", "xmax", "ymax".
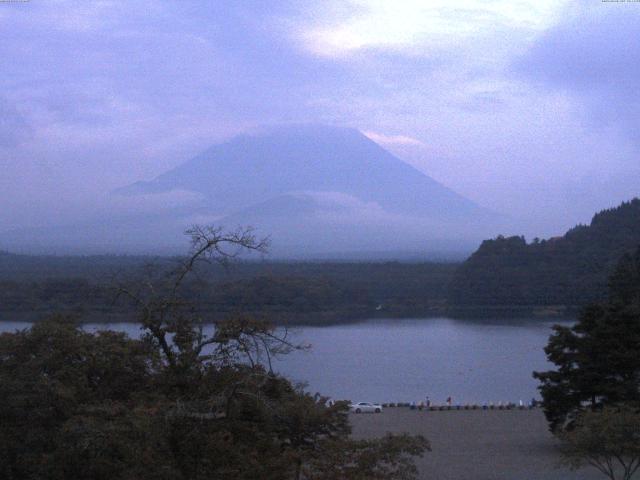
[{"xmin": 1, "ymin": 0, "xmax": 639, "ymax": 237}]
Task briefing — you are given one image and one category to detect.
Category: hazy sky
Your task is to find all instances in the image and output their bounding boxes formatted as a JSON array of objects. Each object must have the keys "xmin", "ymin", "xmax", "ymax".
[{"xmin": 1, "ymin": 0, "xmax": 639, "ymax": 237}]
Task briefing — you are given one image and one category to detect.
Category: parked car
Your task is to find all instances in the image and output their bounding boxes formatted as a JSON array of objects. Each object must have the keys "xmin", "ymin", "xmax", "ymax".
[{"xmin": 349, "ymin": 402, "xmax": 383, "ymax": 413}]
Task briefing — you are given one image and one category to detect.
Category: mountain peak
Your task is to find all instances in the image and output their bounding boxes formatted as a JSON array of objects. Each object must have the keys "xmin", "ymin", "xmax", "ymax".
[
  {"xmin": 117, "ymin": 124, "xmax": 482, "ymax": 216},
  {"xmin": 104, "ymin": 124, "xmax": 503, "ymax": 255}
]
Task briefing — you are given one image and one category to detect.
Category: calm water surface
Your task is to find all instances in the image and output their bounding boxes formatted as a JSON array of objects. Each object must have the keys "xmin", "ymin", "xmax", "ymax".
[{"xmin": 0, "ymin": 317, "xmax": 571, "ymax": 405}]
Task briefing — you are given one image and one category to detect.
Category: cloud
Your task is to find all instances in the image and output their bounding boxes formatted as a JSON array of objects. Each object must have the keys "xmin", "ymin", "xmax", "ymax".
[
  {"xmin": 0, "ymin": 98, "xmax": 32, "ymax": 147},
  {"xmin": 109, "ymin": 189, "xmax": 205, "ymax": 214},
  {"xmin": 295, "ymin": 0, "xmax": 564, "ymax": 58},
  {"xmin": 0, "ymin": 0, "xmax": 637, "ymax": 241},
  {"xmin": 514, "ymin": 3, "xmax": 640, "ymax": 143},
  {"xmin": 5, "ymin": 0, "xmax": 163, "ymax": 34},
  {"xmin": 294, "ymin": 191, "xmax": 409, "ymax": 226},
  {"xmin": 362, "ymin": 130, "xmax": 424, "ymax": 147}
]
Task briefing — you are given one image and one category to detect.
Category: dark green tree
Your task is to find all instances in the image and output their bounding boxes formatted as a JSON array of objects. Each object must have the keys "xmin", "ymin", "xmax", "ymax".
[
  {"xmin": 0, "ymin": 316, "xmax": 158, "ymax": 480},
  {"xmin": 449, "ymin": 198, "xmax": 640, "ymax": 310},
  {"xmin": 534, "ymin": 246, "xmax": 640, "ymax": 431}
]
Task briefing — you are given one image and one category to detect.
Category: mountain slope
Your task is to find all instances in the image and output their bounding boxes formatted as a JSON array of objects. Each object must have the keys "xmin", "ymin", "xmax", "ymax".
[
  {"xmin": 3, "ymin": 125, "xmax": 502, "ymax": 256},
  {"xmin": 118, "ymin": 124, "xmax": 488, "ymax": 221}
]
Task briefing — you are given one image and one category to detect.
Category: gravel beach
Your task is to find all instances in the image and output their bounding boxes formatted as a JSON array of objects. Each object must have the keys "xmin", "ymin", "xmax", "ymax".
[{"xmin": 350, "ymin": 407, "xmax": 604, "ymax": 480}]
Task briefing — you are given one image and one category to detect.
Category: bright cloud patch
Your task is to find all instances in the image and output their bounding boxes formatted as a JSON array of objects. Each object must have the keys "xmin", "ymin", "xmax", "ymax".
[
  {"xmin": 298, "ymin": 0, "xmax": 566, "ymax": 58},
  {"xmin": 362, "ymin": 130, "xmax": 424, "ymax": 147},
  {"xmin": 294, "ymin": 191, "xmax": 407, "ymax": 226}
]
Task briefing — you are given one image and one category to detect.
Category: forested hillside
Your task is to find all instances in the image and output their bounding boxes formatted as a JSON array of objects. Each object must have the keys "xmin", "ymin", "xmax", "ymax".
[
  {"xmin": 5, "ymin": 199, "xmax": 639, "ymax": 322},
  {"xmin": 448, "ymin": 199, "xmax": 640, "ymax": 310},
  {"xmin": 0, "ymin": 254, "xmax": 456, "ymax": 324}
]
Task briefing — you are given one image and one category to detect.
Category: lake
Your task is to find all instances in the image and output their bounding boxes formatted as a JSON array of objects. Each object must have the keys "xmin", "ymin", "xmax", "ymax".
[{"xmin": 0, "ymin": 317, "xmax": 571, "ymax": 405}]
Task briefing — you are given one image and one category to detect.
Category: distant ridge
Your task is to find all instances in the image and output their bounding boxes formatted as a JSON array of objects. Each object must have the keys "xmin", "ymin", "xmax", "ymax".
[{"xmin": 448, "ymin": 198, "xmax": 640, "ymax": 309}]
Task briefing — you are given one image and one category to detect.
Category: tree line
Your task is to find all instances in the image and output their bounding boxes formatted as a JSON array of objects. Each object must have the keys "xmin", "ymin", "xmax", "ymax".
[
  {"xmin": 3, "ymin": 198, "xmax": 640, "ymax": 322},
  {"xmin": 0, "ymin": 255, "xmax": 456, "ymax": 324}
]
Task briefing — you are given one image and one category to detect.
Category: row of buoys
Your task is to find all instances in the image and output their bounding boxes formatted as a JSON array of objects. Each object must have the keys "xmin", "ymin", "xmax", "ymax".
[{"xmin": 380, "ymin": 402, "xmax": 538, "ymax": 411}]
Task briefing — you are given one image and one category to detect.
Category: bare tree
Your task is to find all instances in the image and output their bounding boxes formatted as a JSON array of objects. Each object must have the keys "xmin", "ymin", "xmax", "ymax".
[{"xmin": 115, "ymin": 225, "xmax": 297, "ymax": 370}]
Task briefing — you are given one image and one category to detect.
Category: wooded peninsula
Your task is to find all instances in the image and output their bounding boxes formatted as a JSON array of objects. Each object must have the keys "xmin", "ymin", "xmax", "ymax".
[{"xmin": 2, "ymin": 198, "xmax": 639, "ymax": 324}]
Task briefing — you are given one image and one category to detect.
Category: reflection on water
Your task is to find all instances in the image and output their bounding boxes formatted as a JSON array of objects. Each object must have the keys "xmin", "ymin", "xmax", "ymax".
[{"xmin": 0, "ymin": 317, "xmax": 573, "ymax": 404}]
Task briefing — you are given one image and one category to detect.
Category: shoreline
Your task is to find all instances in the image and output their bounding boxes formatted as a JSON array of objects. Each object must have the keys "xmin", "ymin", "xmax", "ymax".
[{"xmin": 0, "ymin": 310, "xmax": 577, "ymax": 327}]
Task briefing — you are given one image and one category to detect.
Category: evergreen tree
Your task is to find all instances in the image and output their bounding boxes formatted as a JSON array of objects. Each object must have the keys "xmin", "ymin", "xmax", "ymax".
[
  {"xmin": 449, "ymin": 198, "xmax": 640, "ymax": 309},
  {"xmin": 534, "ymin": 246, "xmax": 640, "ymax": 431}
]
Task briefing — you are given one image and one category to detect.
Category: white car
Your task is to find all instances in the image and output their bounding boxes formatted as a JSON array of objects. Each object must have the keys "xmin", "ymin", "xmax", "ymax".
[{"xmin": 350, "ymin": 402, "xmax": 383, "ymax": 413}]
